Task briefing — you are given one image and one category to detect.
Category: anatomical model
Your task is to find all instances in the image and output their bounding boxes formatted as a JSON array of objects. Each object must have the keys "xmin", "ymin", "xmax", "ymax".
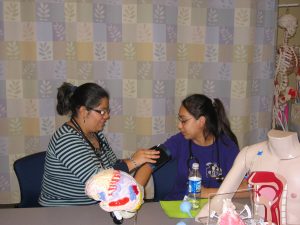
[
  {"xmin": 196, "ymin": 129, "xmax": 300, "ymax": 225},
  {"xmin": 85, "ymin": 169, "xmax": 144, "ymax": 223},
  {"xmin": 272, "ymin": 13, "xmax": 300, "ymax": 131}
]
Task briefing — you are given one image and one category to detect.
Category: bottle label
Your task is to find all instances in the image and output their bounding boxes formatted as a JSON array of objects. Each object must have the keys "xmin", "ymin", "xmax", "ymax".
[{"xmin": 188, "ymin": 177, "xmax": 201, "ymax": 194}]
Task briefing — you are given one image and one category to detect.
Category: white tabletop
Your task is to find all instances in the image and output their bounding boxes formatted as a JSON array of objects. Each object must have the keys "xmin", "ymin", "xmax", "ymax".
[{"xmin": 0, "ymin": 202, "xmax": 205, "ymax": 225}]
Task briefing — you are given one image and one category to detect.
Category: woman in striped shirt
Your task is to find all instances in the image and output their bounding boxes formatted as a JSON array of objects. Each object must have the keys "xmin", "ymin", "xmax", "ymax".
[{"xmin": 39, "ymin": 82, "xmax": 159, "ymax": 206}]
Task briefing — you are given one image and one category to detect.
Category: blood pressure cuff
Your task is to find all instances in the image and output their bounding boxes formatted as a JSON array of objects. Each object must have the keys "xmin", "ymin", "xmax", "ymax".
[{"xmin": 149, "ymin": 144, "xmax": 171, "ymax": 172}]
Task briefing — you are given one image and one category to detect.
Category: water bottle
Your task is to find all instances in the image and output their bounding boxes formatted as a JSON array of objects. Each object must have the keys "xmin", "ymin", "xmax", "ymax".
[{"xmin": 187, "ymin": 162, "xmax": 201, "ymax": 209}]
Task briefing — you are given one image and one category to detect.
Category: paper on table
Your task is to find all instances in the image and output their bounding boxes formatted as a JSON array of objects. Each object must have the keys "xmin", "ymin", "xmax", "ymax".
[{"xmin": 160, "ymin": 199, "xmax": 208, "ymax": 218}]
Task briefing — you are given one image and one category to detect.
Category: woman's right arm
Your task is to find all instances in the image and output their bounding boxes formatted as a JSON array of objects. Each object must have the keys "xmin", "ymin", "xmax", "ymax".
[{"xmin": 124, "ymin": 148, "xmax": 160, "ymax": 172}]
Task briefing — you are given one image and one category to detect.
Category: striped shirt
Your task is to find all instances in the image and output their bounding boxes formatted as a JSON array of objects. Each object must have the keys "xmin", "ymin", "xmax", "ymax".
[{"xmin": 39, "ymin": 123, "xmax": 118, "ymax": 206}]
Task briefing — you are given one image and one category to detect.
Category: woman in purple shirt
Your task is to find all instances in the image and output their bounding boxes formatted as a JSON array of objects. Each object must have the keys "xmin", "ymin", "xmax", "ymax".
[{"xmin": 160, "ymin": 94, "xmax": 239, "ymax": 200}]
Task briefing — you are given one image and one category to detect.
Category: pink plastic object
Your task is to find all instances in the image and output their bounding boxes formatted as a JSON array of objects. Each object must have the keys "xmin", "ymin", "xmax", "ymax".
[{"xmin": 217, "ymin": 199, "xmax": 246, "ymax": 225}]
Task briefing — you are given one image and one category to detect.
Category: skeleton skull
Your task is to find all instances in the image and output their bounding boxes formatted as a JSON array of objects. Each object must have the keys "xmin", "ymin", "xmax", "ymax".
[{"xmin": 278, "ymin": 14, "xmax": 298, "ymax": 38}]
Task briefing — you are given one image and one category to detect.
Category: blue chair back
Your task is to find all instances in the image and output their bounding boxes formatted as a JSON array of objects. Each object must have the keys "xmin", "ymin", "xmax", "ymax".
[
  {"xmin": 152, "ymin": 159, "xmax": 177, "ymax": 201},
  {"xmin": 13, "ymin": 151, "xmax": 46, "ymax": 208}
]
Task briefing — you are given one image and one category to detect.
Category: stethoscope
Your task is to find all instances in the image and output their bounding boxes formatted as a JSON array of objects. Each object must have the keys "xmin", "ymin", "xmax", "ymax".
[{"xmin": 187, "ymin": 139, "xmax": 225, "ymax": 183}]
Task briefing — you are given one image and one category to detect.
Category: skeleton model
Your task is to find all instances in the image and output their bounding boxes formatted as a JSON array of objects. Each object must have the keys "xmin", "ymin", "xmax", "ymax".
[{"xmin": 272, "ymin": 13, "xmax": 300, "ymax": 131}]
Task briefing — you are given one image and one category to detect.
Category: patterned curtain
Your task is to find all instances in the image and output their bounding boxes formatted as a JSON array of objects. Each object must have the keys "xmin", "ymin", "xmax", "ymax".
[{"xmin": 0, "ymin": 0, "xmax": 277, "ymax": 204}]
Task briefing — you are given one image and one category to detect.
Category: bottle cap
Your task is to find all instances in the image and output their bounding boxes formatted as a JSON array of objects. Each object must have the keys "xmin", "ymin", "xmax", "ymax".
[{"xmin": 192, "ymin": 162, "xmax": 199, "ymax": 169}]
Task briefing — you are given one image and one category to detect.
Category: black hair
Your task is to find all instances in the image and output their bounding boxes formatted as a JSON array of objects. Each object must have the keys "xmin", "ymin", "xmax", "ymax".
[
  {"xmin": 56, "ymin": 82, "xmax": 109, "ymax": 117},
  {"xmin": 182, "ymin": 94, "xmax": 238, "ymax": 147}
]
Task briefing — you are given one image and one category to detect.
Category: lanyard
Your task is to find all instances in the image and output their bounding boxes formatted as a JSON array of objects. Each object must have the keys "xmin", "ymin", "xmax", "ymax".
[
  {"xmin": 186, "ymin": 140, "xmax": 200, "ymax": 169},
  {"xmin": 70, "ymin": 117, "xmax": 101, "ymax": 151},
  {"xmin": 70, "ymin": 117, "xmax": 104, "ymax": 168}
]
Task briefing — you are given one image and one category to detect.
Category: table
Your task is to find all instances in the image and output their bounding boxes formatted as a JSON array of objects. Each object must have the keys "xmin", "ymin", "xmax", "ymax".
[{"xmin": 0, "ymin": 202, "xmax": 206, "ymax": 225}]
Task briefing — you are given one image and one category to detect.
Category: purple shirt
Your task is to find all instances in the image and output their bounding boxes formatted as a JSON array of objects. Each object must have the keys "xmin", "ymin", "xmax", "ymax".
[{"xmin": 163, "ymin": 132, "xmax": 239, "ymax": 200}]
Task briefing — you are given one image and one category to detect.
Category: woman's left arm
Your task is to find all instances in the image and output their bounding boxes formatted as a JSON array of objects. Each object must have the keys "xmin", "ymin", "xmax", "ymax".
[
  {"xmin": 199, "ymin": 186, "xmax": 219, "ymax": 198},
  {"xmin": 199, "ymin": 179, "xmax": 248, "ymax": 198}
]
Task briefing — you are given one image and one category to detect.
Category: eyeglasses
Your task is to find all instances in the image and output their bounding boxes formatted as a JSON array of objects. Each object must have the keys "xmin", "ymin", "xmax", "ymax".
[
  {"xmin": 87, "ymin": 107, "xmax": 110, "ymax": 116},
  {"xmin": 177, "ymin": 116, "xmax": 192, "ymax": 124}
]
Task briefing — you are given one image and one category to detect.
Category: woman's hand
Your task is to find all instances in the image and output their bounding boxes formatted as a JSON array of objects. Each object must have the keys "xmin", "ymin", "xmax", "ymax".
[
  {"xmin": 124, "ymin": 148, "xmax": 160, "ymax": 173},
  {"xmin": 131, "ymin": 148, "xmax": 160, "ymax": 166}
]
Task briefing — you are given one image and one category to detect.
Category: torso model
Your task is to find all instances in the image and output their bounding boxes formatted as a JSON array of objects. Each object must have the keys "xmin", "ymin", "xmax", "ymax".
[{"xmin": 196, "ymin": 129, "xmax": 300, "ymax": 225}]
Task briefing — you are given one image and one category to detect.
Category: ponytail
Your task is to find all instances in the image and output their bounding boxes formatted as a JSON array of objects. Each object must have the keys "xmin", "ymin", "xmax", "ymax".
[
  {"xmin": 56, "ymin": 82, "xmax": 76, "ymax": 116},
  {"xmin": 213, "ymin": 98, "xmax": 239, "ymax": 147}
]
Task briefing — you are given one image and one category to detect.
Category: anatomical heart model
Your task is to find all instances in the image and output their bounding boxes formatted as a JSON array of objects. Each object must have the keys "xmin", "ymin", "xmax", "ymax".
[{"xmin": 207, "ymin": 189, "xmax": 265, "ymax": 225}]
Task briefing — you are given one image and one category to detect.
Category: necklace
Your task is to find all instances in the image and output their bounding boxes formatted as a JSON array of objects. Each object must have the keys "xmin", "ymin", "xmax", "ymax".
[
  {"xmin": 70, "ymin": 117, "xmax": 100, "ymax": 151},
  {"xmin": 70, "ymin": 117, "xmax": 106, "ymax": 169}
]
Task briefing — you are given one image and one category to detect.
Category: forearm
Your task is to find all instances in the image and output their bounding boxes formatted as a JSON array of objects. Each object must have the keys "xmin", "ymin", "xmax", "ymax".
[
  {"xmin": 124, "ymin": 148, "xmax": 160, "ymax": 173},
  {"xmin": 200, "ymin": 187, "xmax": 218, "ymax": 198},
  {"xmin": 200, "ymin": 179, "xmax": 249, "ymax": 199},
  {"xmin": 112, "ymin": 159, "xmax": 152, "ymax": 187},
  {"xmin": 231, "ymin": 179, "xmax": 250, "ymax": 198},
  {"xmin": 133, "ymin": 163, "xmax": 153, "ymax": 186}
]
